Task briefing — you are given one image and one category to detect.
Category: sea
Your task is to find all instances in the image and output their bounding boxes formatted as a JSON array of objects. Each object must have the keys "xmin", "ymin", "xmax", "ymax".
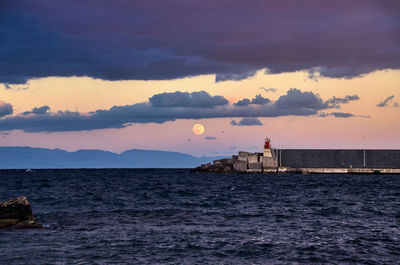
[{"xmin": 0, "ymin": 169, "xmax": 399, "ymax": 264}]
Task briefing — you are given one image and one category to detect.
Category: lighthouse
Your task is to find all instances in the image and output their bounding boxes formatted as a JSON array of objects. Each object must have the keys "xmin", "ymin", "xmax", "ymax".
[{"xmin": 263, "ymin": 137, "xmax": 273, "ymax": 158}]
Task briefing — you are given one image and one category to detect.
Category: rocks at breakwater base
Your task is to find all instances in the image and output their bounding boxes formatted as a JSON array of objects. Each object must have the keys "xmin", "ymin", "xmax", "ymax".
[
  {"xmin": 0, "ymin": 196, "xmax": 42, "ymax": 229},
  {"xmin": 192, "ymin": 150, "xmax": 278, "ymax": 174}
]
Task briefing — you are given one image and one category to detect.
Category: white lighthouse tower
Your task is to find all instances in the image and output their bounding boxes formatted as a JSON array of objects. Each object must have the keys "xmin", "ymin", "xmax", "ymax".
[
  {"xmin": 262, "ymin": 137, "xmax": 278, "ymax": 169},
  {"xmin": 263, "ymin": 137, "xmax": 273, "ymax": 157}
]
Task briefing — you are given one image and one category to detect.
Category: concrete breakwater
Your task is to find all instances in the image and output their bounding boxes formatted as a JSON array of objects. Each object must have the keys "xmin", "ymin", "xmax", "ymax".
[{"xmin": 192, "ymin": 149, "xmax": 400, "ymax": 174}]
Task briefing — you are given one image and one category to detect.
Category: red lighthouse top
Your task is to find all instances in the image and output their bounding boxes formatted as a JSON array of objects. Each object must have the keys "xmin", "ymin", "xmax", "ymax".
[{"xmin": 264, "ymin": 138, "xmax": 271, "ymax": 149}]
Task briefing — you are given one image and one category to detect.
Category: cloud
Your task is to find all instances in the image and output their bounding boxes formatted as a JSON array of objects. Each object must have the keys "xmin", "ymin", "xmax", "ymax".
[
  {"xmin": 205, "ymin": 136, "xmax": 217, "ymax": 140},
  {"xmin": 0, "ymin": 132, "xmax": 9, "ymax": 138},
  {"xmin": 325, "ymin": 94, "xmax": 360, "ymax": 108},
  {"xmin": 2, "ymin": 83, "xmax": 29, "ymax": 90},
  {"xmin": 260, "ymin": 87, "xmax": 277, "ymax": 93},
  {"xmin": 330, "ymin": 112, "xmax": 355, "ymax": 118},
  {"xmin": 251, "ymin": 94, "xmax": 270, "ymax": 105},
  {"xmin": 307, "ymin": 66, "xmax": 383, "ymax": 80},
  {"xmin": 0, "ymin": 0, "xmax": 398, "ymax": 83},
  {"xmin": 149, "ymin": 91, "xmax": 228, "ymax": 108},
  {"xmin": 0, "ymin": 110, "xmax": 125, "ymax": 132},
  {"xmin": 215, "ymin": 70, "xmax": 258, "ymax": 82},
  {"xmin": 319, "ymin": 112, "xmax": 353, "ymax": 118},
  {"xmin": 0, "ymin": 89, "xmax": 366, "ymax": 132},
  {"xmin": 231, "ymin": 118, "xmax": 263, "ymax": 126},
  {"xmin": 0, "ymin": 101, "xmax": 13, "ymax": 117},
  {"xmin": 319, "ymin": 112, "xmax": 369, "ymax": 118},
  {"xmin": 234, "ymin": 98, "xmax": 251, "ymax": 107},
  {"xmin": 234, "ymin": 94, "xmax": 270, "ymax": 107},
  {"xmin": 23, "ymin": 106, "xmax": 50, "ymax": 115},
  {"xmin": 377, "ymin": 95, "xmax": 395, "ymax": 107},
  {"xmin": 275, "ymin": 88, "xmax": 326, "ymax": 111},
  {"xmin": 275, "ymin": 90, "xmax": 359, "ymax": 112}
]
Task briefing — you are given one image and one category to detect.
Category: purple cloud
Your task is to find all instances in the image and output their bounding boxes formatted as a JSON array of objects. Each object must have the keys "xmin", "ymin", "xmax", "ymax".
[
  {"xmin": 0, "ymin": 0, "xmax": 399, "ymax": 83},
  {"xmin": 377, "ymin": 95, "xmax": 395, "ymax": 107},
  {"xmin": 231, "ymin": 118, "xmax": 263, "ymax": 126},
  {"xmin": 233, "ymin": 98, "xmax": 251, "ymax": 107},
  {"xmin": 149, "ymin": 91, "xmax": 228, "ymax": 108},
  {"xmin": 0, "ymin": 89, "xmax": 371, "ymax": 132},
  {"xmin": 319, "ymin": 112, "xmax": 370, "ymax": 118},
  {"xmin": 234, "ymin": 94, "xmax": 270, "ymax": 107},
  {"xmin": 0, "ymin": 101, "xmax": 13, "ymax": 117},
  {"xmin": 23, "ymin": 106, "xmax": 50, "ymax": 115},
  {"xmin": 251, "ymin": 94, "xmax": 270, "ymax": 105},
  {"xmin": 260, "ymin": 88, "xmax": 277, "ymax": 93},
  {"xmin": 325, "ymin": 95, "xmax": 360, "ymax": 108}
]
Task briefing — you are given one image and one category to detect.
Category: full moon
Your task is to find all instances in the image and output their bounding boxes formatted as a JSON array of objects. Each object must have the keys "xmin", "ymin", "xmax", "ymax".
[{"xmin": 192, "ymin": 124, "xmax": 205, "ymax": 135}]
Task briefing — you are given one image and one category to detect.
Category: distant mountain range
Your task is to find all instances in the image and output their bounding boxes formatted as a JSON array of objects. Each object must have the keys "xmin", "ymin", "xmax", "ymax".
[{"xmin": 0, "ymin": 147, "xmax": 224, "ymax": 169}]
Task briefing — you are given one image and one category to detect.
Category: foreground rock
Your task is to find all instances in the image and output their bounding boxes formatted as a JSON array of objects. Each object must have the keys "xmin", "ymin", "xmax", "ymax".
[{"xmin": 0, "ymin": 196, "xmax": 42, "ymax": 229}]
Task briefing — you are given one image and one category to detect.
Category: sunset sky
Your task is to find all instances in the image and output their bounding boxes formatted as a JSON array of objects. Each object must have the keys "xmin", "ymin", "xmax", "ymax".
[{"xmin": 0, "ymin": 0, "xmax": 399, "ymax": 156}]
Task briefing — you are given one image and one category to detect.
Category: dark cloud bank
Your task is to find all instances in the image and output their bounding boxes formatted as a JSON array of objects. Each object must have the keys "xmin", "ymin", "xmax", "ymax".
[
  {"xmin": 1, "ymin": 0, "xmax": 399, "ymax": 84},
  {"xmin": 0, "ymin": 89, "xmax": 363, "ymax": 132}
]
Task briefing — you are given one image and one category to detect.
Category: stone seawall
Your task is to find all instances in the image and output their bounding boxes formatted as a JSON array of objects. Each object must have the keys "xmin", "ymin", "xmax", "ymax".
[
  {"xmin": 192, "ymin": 149, "xmax": 400, "ymax": 174},
  {"xmin": 278, "ymin": 149, "xmax": 400, "ymax": 169}
]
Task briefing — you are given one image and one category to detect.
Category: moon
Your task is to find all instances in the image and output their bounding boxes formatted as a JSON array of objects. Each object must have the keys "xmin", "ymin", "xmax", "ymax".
[{"xmin": 192, "ymin": 124, "xmax": 205, "ymax": 135}]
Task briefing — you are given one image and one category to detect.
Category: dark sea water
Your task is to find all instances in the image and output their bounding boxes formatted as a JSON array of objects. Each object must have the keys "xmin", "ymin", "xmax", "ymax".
[{"xmin": 0, "ymin": 169, "xmax": 399, "ymax": 264}]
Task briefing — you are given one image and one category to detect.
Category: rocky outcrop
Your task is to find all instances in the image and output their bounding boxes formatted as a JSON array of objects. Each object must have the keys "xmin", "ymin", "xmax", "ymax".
[{"xmin": 0, "ymin": 196, "xmax": 42, "ymax": 229}]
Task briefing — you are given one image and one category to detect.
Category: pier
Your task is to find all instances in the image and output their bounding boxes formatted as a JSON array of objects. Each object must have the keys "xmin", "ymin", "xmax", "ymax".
[{"xmin": 193, "ymin": 138, "xmax": 400, "ymax": 174}]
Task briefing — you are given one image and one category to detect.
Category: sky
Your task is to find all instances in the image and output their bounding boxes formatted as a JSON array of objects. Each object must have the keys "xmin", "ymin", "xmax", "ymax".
[{"xmin": 0, "ymin": 0, "xmax": 399, "ymax": 156}]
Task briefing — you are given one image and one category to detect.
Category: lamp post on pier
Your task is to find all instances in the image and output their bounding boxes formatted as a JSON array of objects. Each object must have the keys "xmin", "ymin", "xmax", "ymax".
[{"xmin": 362, "ymin": 136, "xmax": 366, "ymax": 168}]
